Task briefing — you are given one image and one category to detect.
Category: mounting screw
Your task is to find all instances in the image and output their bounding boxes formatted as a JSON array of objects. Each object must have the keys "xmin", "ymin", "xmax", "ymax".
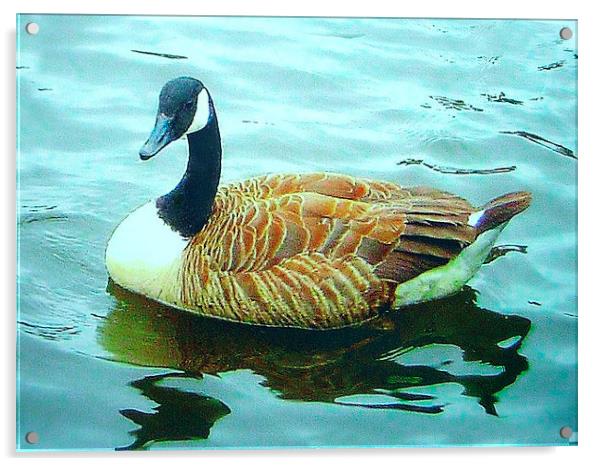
[
  {"xmin": 25, "ymin": 22, "xmax": 39, "ymax": 35},
  {"xmin": 559, "ymin": 27, "xmax": 573, "ymax": 40},
  {"xmin": 25, "ymin": 431, "xmax": 39, "ymax": 444}
]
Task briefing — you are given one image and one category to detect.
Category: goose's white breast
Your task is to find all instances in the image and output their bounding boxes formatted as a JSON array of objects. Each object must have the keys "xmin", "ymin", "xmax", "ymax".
[{"xmin": 105, "ymin": 201, "xmax": 188, "ymax": 302}]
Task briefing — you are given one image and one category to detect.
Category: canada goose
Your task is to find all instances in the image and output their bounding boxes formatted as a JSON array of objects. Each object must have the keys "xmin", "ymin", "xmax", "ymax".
[{"xmin": 105, "ymin": 76, "xmax": 531, "ymax": 329}]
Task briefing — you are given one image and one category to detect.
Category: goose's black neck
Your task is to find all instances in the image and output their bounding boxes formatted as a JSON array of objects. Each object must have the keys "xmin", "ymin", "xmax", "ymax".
[{"xmin": 156, "ymin": 111, "xmax": 222, "ymax": 237}]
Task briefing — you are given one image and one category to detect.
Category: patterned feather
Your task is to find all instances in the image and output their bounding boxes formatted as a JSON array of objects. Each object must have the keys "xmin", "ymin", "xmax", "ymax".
[{"xmin": 175, "ymin": 173, "xmax": 528, "ymax": 329}]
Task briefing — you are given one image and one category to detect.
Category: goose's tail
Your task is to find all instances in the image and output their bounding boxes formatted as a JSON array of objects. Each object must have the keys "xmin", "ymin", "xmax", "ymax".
[
  {"xmin": 471, "ymin": 191, "xmax": 532, "ymax": 235},
  {"xmin": 392, "ymin": 191, "xmax": 531, "ymax": 309}
]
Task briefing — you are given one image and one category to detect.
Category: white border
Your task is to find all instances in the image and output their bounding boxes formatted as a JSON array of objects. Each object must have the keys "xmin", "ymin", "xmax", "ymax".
[
  {"xmin": 1, "ymin": 0, "xmax": 584, "ymax": 18},
  {"xmin": 3, "ymin": 0, "xmax": 598, "ymax": 465}
]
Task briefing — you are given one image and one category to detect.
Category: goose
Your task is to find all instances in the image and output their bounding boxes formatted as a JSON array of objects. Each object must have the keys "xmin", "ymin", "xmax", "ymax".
[{"xmin": 105, "ymin": 76, "xmax": 531, "ymax": 330}]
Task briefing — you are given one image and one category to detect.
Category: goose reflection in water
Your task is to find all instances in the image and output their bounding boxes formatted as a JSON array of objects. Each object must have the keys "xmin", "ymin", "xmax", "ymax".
[
  {"xmin": 115, "ymin": 373, "xmax": 230, "ymax": 451},
  {"xmin": 100, "ymin": 282, "xmax": 530, "ymax": 450}
]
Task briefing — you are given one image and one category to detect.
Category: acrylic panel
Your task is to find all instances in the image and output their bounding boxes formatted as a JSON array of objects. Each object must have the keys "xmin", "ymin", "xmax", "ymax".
[{"xmin": 16, "ymin": 15, "xmax": 578, "ymax": 451}]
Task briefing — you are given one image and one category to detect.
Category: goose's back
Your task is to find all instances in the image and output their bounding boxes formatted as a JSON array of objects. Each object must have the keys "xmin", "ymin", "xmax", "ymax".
[{"xmin": 177, "ymin": 173, "xmax": 479, "ymax": 328}]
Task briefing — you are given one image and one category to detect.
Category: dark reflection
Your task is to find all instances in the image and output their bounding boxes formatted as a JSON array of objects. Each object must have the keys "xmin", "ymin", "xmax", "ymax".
[
  {"xmin": 481, "ymin": 91, "xmax": 524, "ymax": 105},
  {"xmin": 429, "ymin": 95, "xmax": 483, "ymax": 112},
  {"xmin": 100, "ymin": 282, "xmax": 530, "ymax": 449},
  {"xmin": 116, "ymin": 373, "xmax": 231, "ymax": 451},
  {"xmin": 537, "ymin": 60, "xmax": 565, "ymax": 71}
]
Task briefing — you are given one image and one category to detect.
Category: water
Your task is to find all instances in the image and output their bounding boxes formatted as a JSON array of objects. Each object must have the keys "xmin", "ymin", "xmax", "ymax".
[{"xmin": 16, "ymin": 15, "xmax": 578, "ymax": 450}]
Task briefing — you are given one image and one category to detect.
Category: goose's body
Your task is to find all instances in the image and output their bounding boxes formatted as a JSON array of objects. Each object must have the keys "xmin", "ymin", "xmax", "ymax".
[{"xmin": 106, "ymin": 77, "xmax": 531, "ymax": 329}]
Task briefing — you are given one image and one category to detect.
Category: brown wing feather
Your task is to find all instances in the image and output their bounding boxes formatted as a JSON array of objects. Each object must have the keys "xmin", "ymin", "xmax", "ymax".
[{"xmin": 178, "ymin": 173, "xmax": 480, "ymax": 328}]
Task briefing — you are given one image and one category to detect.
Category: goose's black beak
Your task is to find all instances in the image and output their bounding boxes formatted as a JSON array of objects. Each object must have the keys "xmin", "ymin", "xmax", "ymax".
[{"xmin": 139, "ymin": 113, "xmax": 174, "ymax": 160}]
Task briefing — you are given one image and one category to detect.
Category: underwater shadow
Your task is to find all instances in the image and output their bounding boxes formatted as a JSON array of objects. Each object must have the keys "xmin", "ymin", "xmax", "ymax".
[{"xmin": 100, "ymin": 282, "xmax": 530, "ymax": 450}]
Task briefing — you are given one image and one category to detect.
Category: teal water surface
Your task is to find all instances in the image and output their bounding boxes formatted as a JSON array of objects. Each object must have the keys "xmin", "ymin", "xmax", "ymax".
[{"xmin": 16, "ymin": 15, "xmax": 577, "ymax": 450}]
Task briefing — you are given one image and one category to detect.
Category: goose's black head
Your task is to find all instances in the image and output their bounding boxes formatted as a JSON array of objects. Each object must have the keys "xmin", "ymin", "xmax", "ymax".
[{"xmin": 139, "ymin": 77, "xmax": 213, "ymax": 160}]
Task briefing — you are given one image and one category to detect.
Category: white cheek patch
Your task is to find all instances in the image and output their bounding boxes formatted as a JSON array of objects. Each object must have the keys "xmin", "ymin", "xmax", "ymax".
[{"xmin": 185, "ymin": 88, "xmax": 210, "ymax": 135}]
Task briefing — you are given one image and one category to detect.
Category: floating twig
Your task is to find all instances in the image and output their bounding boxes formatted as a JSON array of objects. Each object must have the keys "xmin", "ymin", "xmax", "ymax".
[
  {"xmin": 500, "ymin": 130, "xmax": 576, "ymax": 159},
  {"xmin": 397, "ymin": 158, "xmax": 516, "ymax": 175},
  {"xmin": 485, "ymin": 244, "xmax": 528, "ymax": 264},
  {"xmin": 131, "ymin": 49, "xmax": 188, "ymax": 60}
]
